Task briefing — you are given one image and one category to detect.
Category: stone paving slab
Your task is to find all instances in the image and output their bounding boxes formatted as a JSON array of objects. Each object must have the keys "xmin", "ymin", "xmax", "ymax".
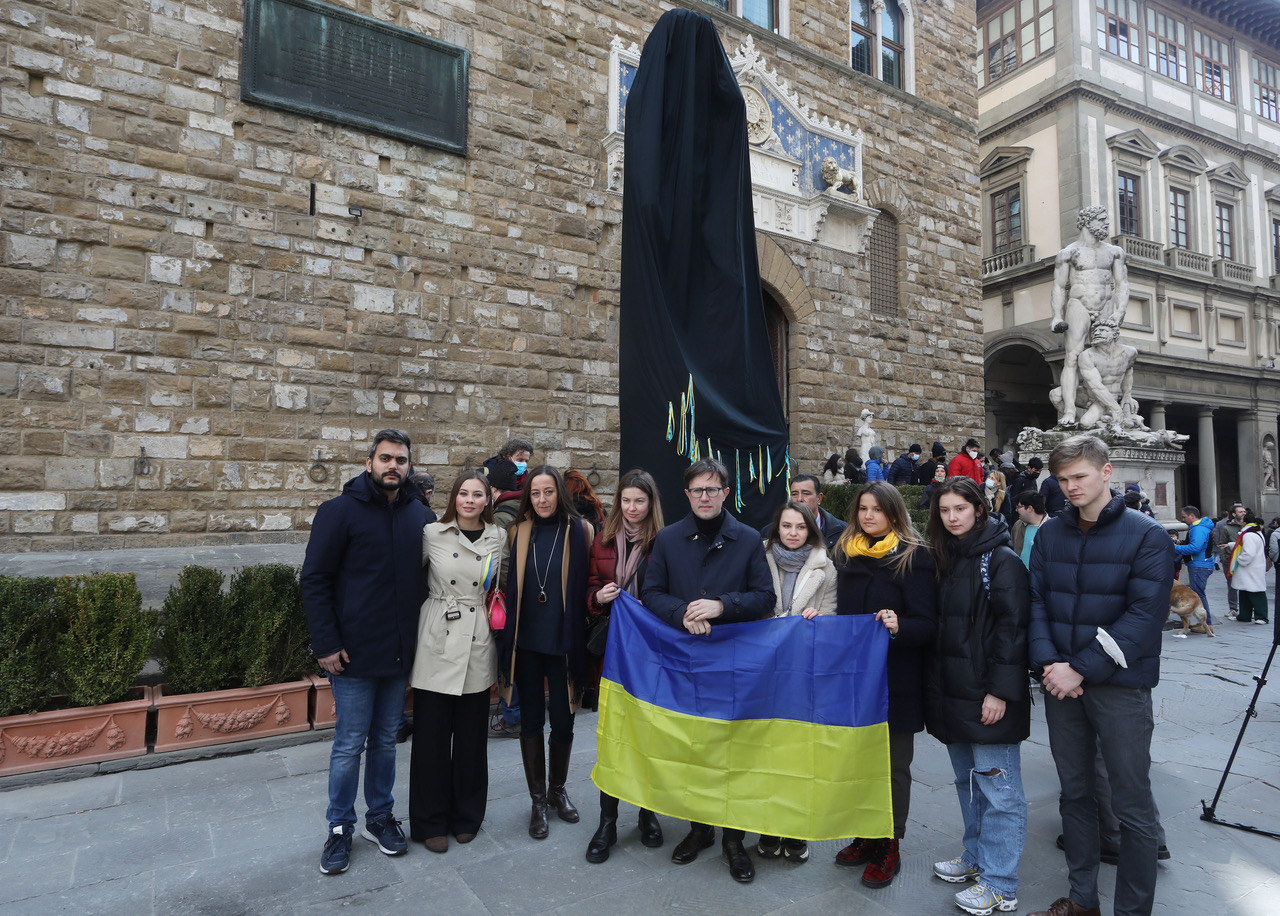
[{"xmin": 0, "ymin": 570, "xmax": 1277, "ymax": 914}]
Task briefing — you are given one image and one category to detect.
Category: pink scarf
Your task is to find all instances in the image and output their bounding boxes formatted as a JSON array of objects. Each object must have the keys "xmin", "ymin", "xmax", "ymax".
[{"xmin": 613, "ymin": 519, "xmax": 646, "ymax": 596}]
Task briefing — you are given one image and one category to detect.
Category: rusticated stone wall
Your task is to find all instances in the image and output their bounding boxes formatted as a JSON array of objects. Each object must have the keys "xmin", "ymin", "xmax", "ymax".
[{"xmin": 0, "ymin": 0, "xmax": 981, "ymax": 549}]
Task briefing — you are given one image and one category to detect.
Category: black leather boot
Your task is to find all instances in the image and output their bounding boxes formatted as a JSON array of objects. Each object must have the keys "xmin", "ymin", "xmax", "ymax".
[
  {"xmin": 519, "ymin": 736, "xmax": 548, "ymax": 839},
  {"xmin": 638, "ymin": 808, "xmax": 663, "ymax": 848},
  {"xmin": 547, "ymin": 738, "xmax": 580, "ymax": 823},
  {"xmin": 585, "ymin": 792, "xmax": 619, "ymax": 863}
]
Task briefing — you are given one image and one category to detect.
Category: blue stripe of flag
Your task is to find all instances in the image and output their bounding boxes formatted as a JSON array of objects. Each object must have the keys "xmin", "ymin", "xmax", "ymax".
[{"xmin": 604, "ymin": 591, "xmax": 888, "ymax": 729}]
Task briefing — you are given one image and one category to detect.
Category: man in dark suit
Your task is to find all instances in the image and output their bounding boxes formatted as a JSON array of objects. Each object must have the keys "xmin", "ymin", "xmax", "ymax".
[{"xmin": 644, "ymin": 458, "xmax": 775, "ymax": 884}]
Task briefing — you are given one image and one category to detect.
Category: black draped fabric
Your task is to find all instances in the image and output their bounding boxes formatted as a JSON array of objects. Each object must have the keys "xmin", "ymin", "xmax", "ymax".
[{"xmin": 618, "ymin": 9, "xmax": 789, "ymax": 530}]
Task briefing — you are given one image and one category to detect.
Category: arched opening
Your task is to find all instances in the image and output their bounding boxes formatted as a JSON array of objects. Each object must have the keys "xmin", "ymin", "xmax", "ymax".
[
  {"xmin": 985, "ymin": 343, "xmax": 1056, "ymax": 447},
  {"xmin": 762, "ymin": 289, "xmax": 789, "ymax": 414}
]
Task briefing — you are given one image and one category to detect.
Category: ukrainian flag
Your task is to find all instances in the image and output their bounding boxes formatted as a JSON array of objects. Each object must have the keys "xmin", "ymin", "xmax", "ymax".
[{"xmin": 592, "ymin": 591, "xmax": 892, "ymax": 841}]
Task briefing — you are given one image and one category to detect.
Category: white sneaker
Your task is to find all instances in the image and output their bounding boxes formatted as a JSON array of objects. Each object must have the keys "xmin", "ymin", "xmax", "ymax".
[
  {"xmin": 934, "ymin": 855, "xmax": 980, "ymax": 882},
  {"xmin": 1255, "ymin": 618, "xmax": 1269, "ymax": 625},
  {"xmin": 954, "ymin": 883, "xmax": 1018, "ymax": 915}
]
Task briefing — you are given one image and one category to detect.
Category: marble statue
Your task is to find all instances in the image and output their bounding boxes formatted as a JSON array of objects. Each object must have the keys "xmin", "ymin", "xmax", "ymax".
[
  {"xmin": 1264, "ymin": 446, "xmax": 1276, "ymax": 491},
  {"xmin": 855, "ymin": 408, "xmax": 877, "ymax": 455},
  {"xmin": 1049, "ymin": 323, "xmax": 1139, "ymax": 435},
  {"xmin": 821, "ymin": 156, "xmax": 860, "ymax": 198},
  {"xmin": 1050, "ymin": 206, "xmax": 1130, "ymax": 428}
]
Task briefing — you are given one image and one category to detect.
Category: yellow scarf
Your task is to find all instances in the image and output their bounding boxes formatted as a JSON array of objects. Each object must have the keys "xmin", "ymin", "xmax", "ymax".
[{"xmin": 845, "ymin": 530, "xmax": 900, "ymax": 559}]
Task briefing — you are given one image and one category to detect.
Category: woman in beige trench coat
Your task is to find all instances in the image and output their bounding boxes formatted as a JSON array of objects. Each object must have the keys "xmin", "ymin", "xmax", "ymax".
[{"xmin": 408, "ymin": 470, "xmax": 508, "ymax": 853}]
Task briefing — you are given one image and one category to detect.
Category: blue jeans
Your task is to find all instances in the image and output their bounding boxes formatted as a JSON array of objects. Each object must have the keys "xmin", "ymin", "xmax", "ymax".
[
  {"xmin": 327, "ymin": 673, "xmax": 407, "ymax": 830},
  {"xmin": 947, "ymin": 743, "xmax": 1027, "ymax": 897},
  {"xmin": 1186, "ymin": 565, "xmax": 1213, "ymax": 624}
]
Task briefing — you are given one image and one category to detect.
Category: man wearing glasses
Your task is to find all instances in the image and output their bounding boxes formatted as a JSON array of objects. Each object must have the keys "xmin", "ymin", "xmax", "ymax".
[{"xmin": 642, "ymin": 458, "xmax": 775, "ymax": 884}]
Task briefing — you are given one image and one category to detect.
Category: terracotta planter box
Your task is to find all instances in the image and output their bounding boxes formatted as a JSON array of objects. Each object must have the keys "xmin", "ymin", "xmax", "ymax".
[
  {"xmin": 309, "ymin": 674, "xmax": 336, "ymax": 728},
  {"xmin": 153, "ymin": 680, "xmax": 312, "ymax": 752},
  {"xmin": 308, "ymin": 675, "xmax": 415, "ymax": 730},
  {"xmin": 0, "ymin": 688, "xmax": 153, "ymax": 777}
]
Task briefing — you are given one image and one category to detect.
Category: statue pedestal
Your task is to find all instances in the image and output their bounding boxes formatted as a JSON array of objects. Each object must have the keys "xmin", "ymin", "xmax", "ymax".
[{"xmin": 1017, "ymin": 428, "xmax": 1187, "ymax": 523}]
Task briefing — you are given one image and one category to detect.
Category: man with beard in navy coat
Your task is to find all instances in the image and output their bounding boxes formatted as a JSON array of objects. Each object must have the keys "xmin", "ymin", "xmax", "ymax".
[{"xmin": 303, "ymin": 429, "xmax": 426, "ymax": 877}]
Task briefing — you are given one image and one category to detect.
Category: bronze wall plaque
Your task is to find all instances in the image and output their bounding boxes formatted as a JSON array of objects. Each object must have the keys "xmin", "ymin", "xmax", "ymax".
[{"xmin": 242, "ymin": 0, "xmax": 468, "ymax": 154}]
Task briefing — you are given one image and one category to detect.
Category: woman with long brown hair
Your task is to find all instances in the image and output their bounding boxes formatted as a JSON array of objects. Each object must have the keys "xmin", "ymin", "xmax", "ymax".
[
  {"xmin": 831, "ymin": 481, "xmax": 937, "ymax": 889},
  {"xmin": 498, "ymin": 465, "xmax": 594, "ymax": 840},
  {"xmin": 408, "ymin": 470, "xmax": 507, "ymax": 853},
  {"xmin": 583, "ymin": 469, "xmax": 665, "ymax": 863},
  {"xmin": 923, "ymin": 475, "xmax": 1030, "ymax": 916}
]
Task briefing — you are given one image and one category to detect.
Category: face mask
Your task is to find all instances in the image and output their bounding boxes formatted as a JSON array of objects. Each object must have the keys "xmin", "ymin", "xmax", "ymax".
[
  {"xmin": 513, "ymin": 461, "xmax": 527, "ymax": 475},
  {"xmin": 910, "ymin": 454, "xmax": 919, "ymax": 461},
  {"xmin": 969, "ymin": 449, "xmax": 979, "ymax": 459},
  {"xmin": 985, "ymin": 478, "xmax": 996, "ymax": 489}
]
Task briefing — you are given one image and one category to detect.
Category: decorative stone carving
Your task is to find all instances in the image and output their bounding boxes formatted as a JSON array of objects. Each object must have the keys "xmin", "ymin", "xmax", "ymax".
[
  {"xmin": 821, "ymin": 156, "xmax": 861, "ymax": 198},
  {"xmin": 742, "ymin": 85, "xmax": 773, "ymax": 145},
  {"xmin": 1264, "ymin": 435, "xmax": 1277, "ymax": 491},
  {"xmin": 1051, "ymin": 206, "xmax": 1135, "ymax": 429}
]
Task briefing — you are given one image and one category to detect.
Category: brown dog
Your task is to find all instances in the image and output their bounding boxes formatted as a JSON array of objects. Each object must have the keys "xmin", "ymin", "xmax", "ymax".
[{"xmin": 1170, "ymin": 583, "xmax": 1215, "ymax": 637}]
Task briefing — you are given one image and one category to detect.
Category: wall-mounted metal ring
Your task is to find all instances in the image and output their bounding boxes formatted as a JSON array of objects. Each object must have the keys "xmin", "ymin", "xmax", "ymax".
[{"xmin": 308, "ymin": 449, "xmax": 329, "ymax": 483}]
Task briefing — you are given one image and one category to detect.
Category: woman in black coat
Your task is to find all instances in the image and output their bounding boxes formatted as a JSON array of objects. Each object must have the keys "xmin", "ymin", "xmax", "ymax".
[
  {"xmin": 831, "ymin": 481, "xmax": 937, "ymax": 890},
  {"xmin": 498, "ymin": 465, "xmax": 593, "ymax": 841},
  {"xmin": 924, "ymin": 476, "xmax": 1030, "ymax": 916}
]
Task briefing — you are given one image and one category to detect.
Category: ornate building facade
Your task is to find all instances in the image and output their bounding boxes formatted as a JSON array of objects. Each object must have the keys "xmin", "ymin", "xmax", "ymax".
[
  {"xmin": 980, "ymin": 0, "xmax": 1280, "ymax": 517},
  {"xmin": 0, "ymin": 0, "xmax": 981, "ymax": 549}
]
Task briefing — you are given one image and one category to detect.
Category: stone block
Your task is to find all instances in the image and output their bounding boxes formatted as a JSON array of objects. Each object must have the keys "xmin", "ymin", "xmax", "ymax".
[
  {"xmin": 66, "ymin": 431, "xmax": 112, "ymax": 455},
  {"xmin": 3, "ymin": 233, "xmax": 57, "ymax": 269},
  {"xmin": 45, "ymin": 458, "xmax": 97, "ymax": 490},
  {"xmin": 14, "ymin": 513, "xmax": 55, "ymax": 534},
  {"xmin": 105, "ymin": 512, "xmax": 167, "ymax": 532},
  {"xmin": 0, "ymin": 490, "xmax": 66, "ymax": 509},
  {"xmin": 18, "ymin": 367, "xmax": 71, "ymax": 400},
  {"xmin": 21, "ymin": 429, "xmax": 63, "ymax": 454},
  {"xmin": 97, "ymin": 459, "xmax": 136, "ymax": 489},
  {"xmin": 111, "ymin": 434, "xmax": 188, "ymax": 459},
  {"xmin": 162, "ymin": 461, "xmax": 213, "ymax": 490}
]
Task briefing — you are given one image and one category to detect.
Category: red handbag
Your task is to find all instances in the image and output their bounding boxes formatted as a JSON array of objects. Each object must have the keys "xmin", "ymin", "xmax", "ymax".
[{"xmin": 486, "ymin": 588, "xmax": 507, "ymax": 631}]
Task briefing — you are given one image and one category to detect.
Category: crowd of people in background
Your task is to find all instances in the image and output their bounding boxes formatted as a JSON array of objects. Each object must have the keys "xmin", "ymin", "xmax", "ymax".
[{"xmin": 302, "ymin": 430, "xmax": 1275, "ymax": 916}]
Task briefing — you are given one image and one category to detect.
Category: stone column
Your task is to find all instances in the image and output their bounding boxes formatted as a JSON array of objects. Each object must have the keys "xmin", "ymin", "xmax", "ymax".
[
  {"xmin": 1238, "ymin": 410, "xmax": 1260, "ymax": 511},
  {"xmin": 1198, "ymin": 407, "xmax": 1219, "ymax": 518},
  {"xmin": 1149, "ymin": 402, "xmax": 1167, "ymax": 431}
]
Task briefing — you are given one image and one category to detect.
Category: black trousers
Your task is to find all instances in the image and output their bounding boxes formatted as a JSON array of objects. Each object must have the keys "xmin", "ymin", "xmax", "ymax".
[
  {"xmin": 692, "ymin": 821, "xmax": 745, "ymax": 843},
  {"xmin": 514, "ymin": 650, "xmax": 575, "ymax": 745},
  {"xmin": 408, "ymin": 687, "xmax": 490, "ymax": 840}
]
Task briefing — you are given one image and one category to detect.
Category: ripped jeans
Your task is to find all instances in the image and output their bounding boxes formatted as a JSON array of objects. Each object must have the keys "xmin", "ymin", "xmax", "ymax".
[{"xmin": 946, "ymin": 742, "xmax": 1027, "ymax": 898}]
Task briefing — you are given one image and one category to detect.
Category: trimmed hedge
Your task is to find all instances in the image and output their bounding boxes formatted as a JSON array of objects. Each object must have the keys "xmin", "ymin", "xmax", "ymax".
[
  {"xmin": 161, "ymin": 563, "xmax": 315, "ymax": 694},
  {"xmin": 230, "ymin": 564, "xmax": 314, "ymax": 688},
  {"xmin": 0, "ymin": 576, "xmax": 64, "ymax": 716},
  {"xmin": 55, "ymin": 573, "xmax": 158, "ymax": 709},
  {"xmin": 160, "ymin": 565, "xmax": 237, "ymax": 695}
]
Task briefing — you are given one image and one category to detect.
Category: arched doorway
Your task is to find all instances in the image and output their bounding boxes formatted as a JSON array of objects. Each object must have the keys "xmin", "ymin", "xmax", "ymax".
[
  {"xmin": 985, "ymin": 343, "xmax": 1057, "ymax": 448},
  {"xmin": 762, "ymin": 289, "xmax": 788, "ymax": 414}
]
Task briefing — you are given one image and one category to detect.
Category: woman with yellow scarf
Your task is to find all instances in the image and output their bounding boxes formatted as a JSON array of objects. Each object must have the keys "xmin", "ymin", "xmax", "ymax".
[{"xmin": 830, "ymin": 481, "xmax": 938, "ymax": 890}]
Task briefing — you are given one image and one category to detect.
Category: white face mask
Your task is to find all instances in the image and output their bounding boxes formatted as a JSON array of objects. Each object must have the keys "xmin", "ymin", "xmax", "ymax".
[{"xmin": 968, "ymin": 449, "xmax": 979, "ymax": 459}]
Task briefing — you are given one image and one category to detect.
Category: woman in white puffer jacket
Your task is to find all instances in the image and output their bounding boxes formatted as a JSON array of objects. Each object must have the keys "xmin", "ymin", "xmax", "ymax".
[{"xmin": 1229, "ymin": 513, "xmax": 1270, "ymax": 625}]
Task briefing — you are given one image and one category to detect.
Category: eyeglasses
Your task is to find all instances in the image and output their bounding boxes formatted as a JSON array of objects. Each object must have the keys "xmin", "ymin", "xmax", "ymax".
[{"xmin": 686, "ymin": 487, "xmax": 727, "ymax": 498}]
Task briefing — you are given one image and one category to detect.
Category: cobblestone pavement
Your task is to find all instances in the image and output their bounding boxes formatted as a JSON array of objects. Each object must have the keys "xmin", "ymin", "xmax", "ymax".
[{"xmin": 0, "ymin": 559, "xmax": 1277, "ymax": 915}]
